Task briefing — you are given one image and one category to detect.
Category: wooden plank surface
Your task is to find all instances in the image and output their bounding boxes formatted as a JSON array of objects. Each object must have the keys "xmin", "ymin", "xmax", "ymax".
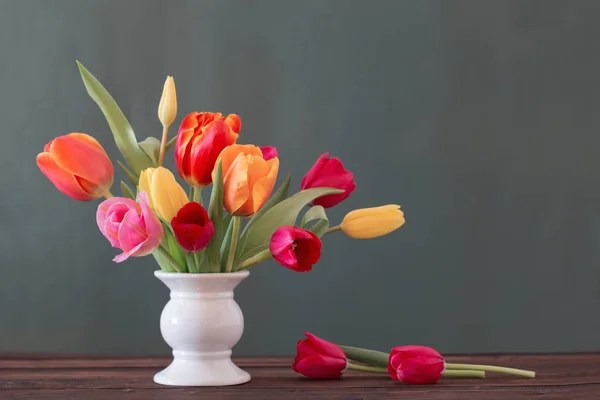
[{"xmin": 1, "ymin": 354, "xmax": 599, "ymax": 399}]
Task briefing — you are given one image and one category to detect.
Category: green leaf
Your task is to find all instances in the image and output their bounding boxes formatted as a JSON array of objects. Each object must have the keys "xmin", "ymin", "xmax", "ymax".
[
  {"xmin": 221, "ymin": 213, "xmax": 233, "ymax": 242},
  {"xmin": 117, "ymin": 160, "xmax": 139, "ymax": 187},
  {"xmin": 165, "ymin": 230, "xmax": 186, "ymax": 270},
  {"xmin": 138, "ymin": 136, "xmax": 161, "ymax": 166},
  {"xmin": 220, "ymin": 216, "xmax": 235, "ymax": 272},
  {"xmin": 300, "ymin": 205, "xmax": 330, "ymax": 237},
  {"xmin": 205, "ymin": 160, "xmax": 224, "ymax": 273},
  {"xmin": 338, "ymin": 345, "xmax": 389, "ymax": 368},
  {"xmin": 120, "ymin": 181, "xmax": 136, "ymax": 200},
  {"xmin": 76, "ymin": 61, "xmax": 153, "ymax": 174},
  {"xmin": 152, "ymin": 248, "xmax": 180, "ymax": 273},
  {"xmin": 238, "ymin": 187, "xmax": 343, "ymax": 261}
]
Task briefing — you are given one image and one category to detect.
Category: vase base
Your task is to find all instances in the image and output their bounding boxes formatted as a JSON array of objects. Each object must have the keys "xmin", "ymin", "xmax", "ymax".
[{"xmin": 154, "ymin": 356, "xmax": 251, "ymax": 387}]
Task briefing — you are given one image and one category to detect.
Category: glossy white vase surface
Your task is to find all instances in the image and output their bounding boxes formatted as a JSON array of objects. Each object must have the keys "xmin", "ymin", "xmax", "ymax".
[{"xmin": 153, "ymin": 270, "xmax": 251, "ymax": 386}]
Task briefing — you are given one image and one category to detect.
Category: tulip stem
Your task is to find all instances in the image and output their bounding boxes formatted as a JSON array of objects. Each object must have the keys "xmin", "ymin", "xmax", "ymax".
[
  {"xmin": 443, "ymin": 370, "xmax": 486, "ymax": 379},
  {"xmin": 225, "ymin": 216, "xmax": 241, "ymax": 273},
  {"xmin": 326, "ymin": 225, "xmax": 341, "ymax": 234},
  {"xmin": 237, "ymin": 249, "xmax": 273, "ymax": 270},
  {"xmin": 104, "ymin": 190, "xmax": 114, "ymax": 199},
  {"xmin": 347, "ymin": 362, "xmax": 387, "ymax": 374},
  {"xmin": 158, "ymin": 125, "xmax": 169, "ymax": 167},
  {"xmin": 445, "ymin": 363, "xmax": 535, "ymax": 378},
  {"xmin": 192, "ymin": 186, "xmax": 204, "ymax": 207}
]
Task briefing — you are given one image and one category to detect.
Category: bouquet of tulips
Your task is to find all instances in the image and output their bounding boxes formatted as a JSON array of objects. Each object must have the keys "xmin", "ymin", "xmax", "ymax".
[
  {"xmin": 36, "ymin": 62, "xmax": 405, "ymax": 273},
  {"xmin": 293, "ymin": 333, "xmax": 536, "ymax": 384}
]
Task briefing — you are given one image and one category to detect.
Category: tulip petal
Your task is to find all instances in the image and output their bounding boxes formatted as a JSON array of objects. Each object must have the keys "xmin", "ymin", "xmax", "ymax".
[
  {"xmin": 49, "ymin": 134, "xmax": 114, "ymax": 187},
  {"xmin": 66, "ymin": 132, "xmax": 105, "ymax": 152},
  {"xmin": 300, "ymin": 153, "xmax": 329, "ymax": 189},
  {"xmin": 216, "ymin": 144, "xmax": 263, "ymax": 181},
  {"xmin": 175, "ymin": 113, "xmax": 200, "ymax": 182},
  {"xmin": 269, "ymin": 226, "xmax": 295, "ymax": 255},
  {"xmin": 150, "ymin": 167, "xmax": 189, "ymax": 221},
  {"xmin": 258, "ymin": 145, "xmax": 278, "ymax": 161},
  {"xmin": 103, "ymin": 203, "xmax": 131, "ymax": 247},
  {"xmin": 222, "ymin": 152, "xmax": 250, "ymax": 215},
  {"xmin": 37, "ymin": 152, "xmax": 93, "ymax": 201},
  {"xmin": 294, "ymin": 355, "xmax": 346, "ymax": 379},
  {"xmin": 305, "ymin": 332, "xmax": 346, "ymax": 360},
  {"xmin": 188, "ymin": 120, "xmax": 237, "ymax": 186},
  {"xmin": 225, "ymin": 113, "xmax": 241, "ymax": 133},
  {"xmin": 117, "ymin": 208, "xmax": 147, "ymax": 253},
  {"xmin": 138, "ymin": 191, "xmax": 164, "ymax": 251},
  {"xmin": 249, "ymin": 157, "xmax": 279, "ymax": 215}
]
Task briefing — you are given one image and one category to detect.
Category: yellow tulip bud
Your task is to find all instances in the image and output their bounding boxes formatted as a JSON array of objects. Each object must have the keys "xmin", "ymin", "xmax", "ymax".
[
  {"xmin": 158, "ymin": 76, "xmax": 177, "ymax": 128},
  {"xmin": 138, "ymin": 167, "xmax": 189, "ymax": 221},
  {"xmin": 341, "ymin": 204, "xmax": 405, "ymax": 239}
]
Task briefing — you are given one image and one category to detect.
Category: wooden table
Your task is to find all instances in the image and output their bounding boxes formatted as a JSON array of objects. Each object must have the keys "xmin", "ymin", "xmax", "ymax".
[{"xmin": 1, "ymin": 353, "xmax": 599, "ymax": 399}]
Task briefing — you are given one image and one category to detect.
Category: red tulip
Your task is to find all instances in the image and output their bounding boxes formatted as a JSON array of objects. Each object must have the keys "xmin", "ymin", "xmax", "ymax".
[
  {"xmin": 171, "ymin": 202, "xmax": 215, "ymax": 252},
  {"xmin": 270, "ymin": 226, "xmax": 322, "ymax": 272},
  {"xmin": 37, "ymin": 133, "xmax": 114, "ymax": 201},
  {"xmin": 387, "ymin": 346, "xmax": 445, "ymax": 384},
  {"xmin": 300, "ymin": 153, "xmax": 356, "ymax": 208},
  {"xmin": 293, "ymin": 332, "xmax": 347, "ymax": 379},
  {"xmin": 174, "ymin": 112, "xmax": 240, "ymax": 187},
  {"xmin": 258, "ymin": 145, "xmax": 278, "ymax": 161}
]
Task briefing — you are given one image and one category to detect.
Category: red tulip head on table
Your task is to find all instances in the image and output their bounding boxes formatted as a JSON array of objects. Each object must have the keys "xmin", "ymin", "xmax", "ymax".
[{"xmin": 293, "ymin": 333, "xmax": 347, "ymax": 379}]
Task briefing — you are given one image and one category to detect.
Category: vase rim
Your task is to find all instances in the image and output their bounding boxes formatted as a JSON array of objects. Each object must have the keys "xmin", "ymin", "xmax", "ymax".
[{"xmin": 154, "ymin": 270, "xmax": 250, "ymax": 279}]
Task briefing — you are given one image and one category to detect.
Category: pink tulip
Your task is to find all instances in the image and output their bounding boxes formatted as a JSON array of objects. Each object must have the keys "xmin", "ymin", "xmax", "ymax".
[
  {"xmin": 300, "ymin": 153, "xmax": 356, "ymax": 208},
  {"xmin": 259, "ymin": 146, "xmax": 278, "ymax": 161},
  {"xmin": 96, "ymin": 192, "xmax": 164, "ymax": 263},
  {"xmin": 270, "ymin": 226, "xmax": 322, "ymax": 272}
]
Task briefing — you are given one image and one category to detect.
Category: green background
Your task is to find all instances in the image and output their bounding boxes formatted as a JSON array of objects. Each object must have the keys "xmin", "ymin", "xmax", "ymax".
[{"xmin": 1, "ymin": 0, "xmax": 599, "ymax": 355}]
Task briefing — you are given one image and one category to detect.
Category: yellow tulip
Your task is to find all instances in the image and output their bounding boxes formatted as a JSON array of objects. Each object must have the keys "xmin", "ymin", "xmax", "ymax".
[
  {"xmin": 138, "ymin": 167, "xmax": 189, "ymax": 221},
  {"xmin": 341, "ymin": 204, "xmax": 405, "ymax": 239},
  {"xmin": 158, "ymin": 76, "xmax": 177, "ymax": 128},
  {"xmin": 213, "ymin": 144, "xmax": 279, "ymax": 217}
]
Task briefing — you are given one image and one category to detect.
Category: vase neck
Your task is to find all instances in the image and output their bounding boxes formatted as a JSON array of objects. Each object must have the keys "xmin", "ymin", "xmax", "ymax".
[{"xmin": 154, "ymin": 271, "xmax": 250, "ymax": 294}]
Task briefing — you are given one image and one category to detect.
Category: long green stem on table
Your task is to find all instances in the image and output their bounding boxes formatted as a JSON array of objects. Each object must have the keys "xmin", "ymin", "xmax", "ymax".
[
  {"xmin": 346, "ymin": 363, "xmax": 484, "ymax": 379},
  {"xmin": 237, "ymin": 249, "xmax": 273, "ymax": 271},
  {"xmin": 224, "ymin": 217, "xmax": 241, "ymax": 273},
  {"xmin": 347, "ymin": 362, "xmax": 387, "ymax": 374},
  {"xmin": 443, "ymin": 370, "xmax": 485, "ymax": 379},
  {"xmin": 445, "ymin": 363, "xmax": 535, "ymax": 378},
  {"xmin": 326, "ymin": 225, "xmax": 341, "ymax": 234}
]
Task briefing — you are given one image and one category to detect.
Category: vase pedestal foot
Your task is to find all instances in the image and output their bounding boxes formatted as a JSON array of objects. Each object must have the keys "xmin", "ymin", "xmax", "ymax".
[{"xmin": 154, "ymin": 350, "xmax": 251, "ymax": 387}]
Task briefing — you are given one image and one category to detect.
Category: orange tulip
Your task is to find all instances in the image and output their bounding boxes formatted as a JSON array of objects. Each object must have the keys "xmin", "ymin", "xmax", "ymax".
[
  {"xmin": 37, "ymin": 133, "xmax": 114, "ymax": 201},
  {"xmin": 175, "ymin": 112, "xmax": 241, "ymax": 187},
  {"xmin": 214, "ymin": 144, "xmax": 279, "ymax": 216}
]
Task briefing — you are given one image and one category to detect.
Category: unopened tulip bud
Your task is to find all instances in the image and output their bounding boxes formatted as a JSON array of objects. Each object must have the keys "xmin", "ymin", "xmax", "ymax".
[
  {"xmin": 158, "ymin": 76, "xmax": 177, "ymax": 128},
  {"xmin": 341, "ymin": 205, "xmax": 405, "ymax": 239}
]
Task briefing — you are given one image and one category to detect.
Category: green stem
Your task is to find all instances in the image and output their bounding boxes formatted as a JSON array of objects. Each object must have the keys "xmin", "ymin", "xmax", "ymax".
[
  {"xmin": 347, "ymin": 362, "xmax": 387, "ymax": 374},
  {"xmin": 224, "ymin": 216, "xmax": 241, "ymax": 273},
  {"xmin": 326, "ymin": 225, "xmax": 341, "ymax": 234},
  {"xmin": 156, "ymin": 245, "xmax": 185, "ymax": 273},
  {"xmin": 237, "ymin": 249, "xmax": 273, "ymax": 271},
  {"xmin": 103, "ymin": 190, "xmax": 114, "ymax": 199},
  {"xmin": 158, "ymin": 125, "xmax": 169, "ymax": 167},
  {"xmin": 443, "ymin": 370, "xmax": 485, "ymax": 379},
  {"xmin": 193, "ymin": 251, "xmax": 203, "ymax": 273},
  {"xmin": 192, "ymin": 186, "xmax": 204, "ymax": 207},
  {"xmin": 445, "ymin": 363, "xmax": 535, "ymax": 378}
]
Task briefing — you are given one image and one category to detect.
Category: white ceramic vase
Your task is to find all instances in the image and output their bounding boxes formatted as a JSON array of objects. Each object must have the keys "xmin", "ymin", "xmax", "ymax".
[{"xmin": 153, "ymin": 270, "xmax": 251, "ymax": 386}]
